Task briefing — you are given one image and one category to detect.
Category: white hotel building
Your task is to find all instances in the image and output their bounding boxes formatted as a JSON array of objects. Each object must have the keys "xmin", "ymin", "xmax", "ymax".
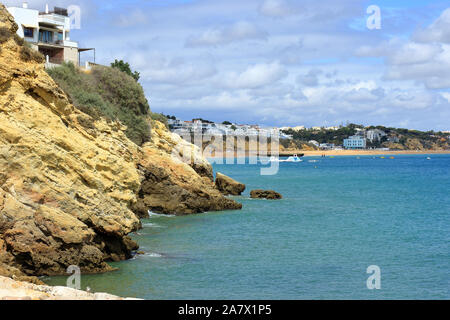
[{"xmin": 6, "ymin": 3, "xmax": 93, "ymax": 67}]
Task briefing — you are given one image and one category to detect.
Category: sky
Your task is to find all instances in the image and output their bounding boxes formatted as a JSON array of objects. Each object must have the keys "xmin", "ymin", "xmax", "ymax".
[{"xmin": 4, "ymin": 0, "xmax": 450, "ymax": 130}]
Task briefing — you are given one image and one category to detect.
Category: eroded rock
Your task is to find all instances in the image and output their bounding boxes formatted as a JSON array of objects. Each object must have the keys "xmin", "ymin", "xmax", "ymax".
[
  {"xmin": 215, "ymin": 172, "xmax": 246, "ymax": 196},
  {"xmin": 0, "ymin": 4, "xmax": 140, "ymax": 276},
  {"xmin": 250, "ymin": 190, "xmax": 283, "ymax": 200},
  {"xmin": 0, "ymin": 4, "xmax": 243, "ymax": 279},
  {"xmin": 133, "ymin": 146, "xmax": 242, "ymax": 216}
]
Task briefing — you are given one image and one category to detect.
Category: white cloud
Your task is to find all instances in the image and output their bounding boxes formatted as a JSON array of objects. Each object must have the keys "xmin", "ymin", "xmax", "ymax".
[
  {"xmin": 384, "ymin": 44, "xmax": 450, "ymax": 89},
  {"xmin": 440, "ymin": 92, "xmax": 450, "ymax": 103},
  {"xmin": 297, "ymin": 69, "xmax": 322, "ymax": 87},
  {"xmin": 133, "ymin": 53, "xmax": 217, "ymax": 85},
  {"xmin": 356, "ymin": 9, "xmax": 450, "ymax": 90},
  {"xmin": 116, "ymin": 9, "xmax": 149, "ymax": 27},
  {"xmin": 344, "ymin": 88, "xmax": 380, "ymax": 102},
  {"xmin": 259, "ymin": 0, "xmax": 291, "ymax": 17},
  {"xmin": 221, "ymin": 62, "xmax": 287, "ymax": 89},
  {"xmin": 19, "ymin": 0, "xmax": 447, "ymax": 130},
  {"xmin": 185, "ymin": 21, "xmax": 268, "ymax": 47},
  {"xmin": 388, "ymin": 42, "xmax": 443, "ymax": 65},
  {"xmin": 414, "ymin": 8, "xmax": 450, "ymax": 43}
]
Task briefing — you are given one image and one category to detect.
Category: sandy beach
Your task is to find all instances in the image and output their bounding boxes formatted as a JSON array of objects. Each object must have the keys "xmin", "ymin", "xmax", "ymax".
[
  {"xmin": 279, "ymin": 150, "xmax": 450, "ymax": 157},
  {"xmin": 206, "ymin": 150, "xmax": 450, "ymax": 159}
]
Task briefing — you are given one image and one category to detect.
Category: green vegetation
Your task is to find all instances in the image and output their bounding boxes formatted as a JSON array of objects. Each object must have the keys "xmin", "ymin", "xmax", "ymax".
[
  {"xmin": 222, "ymin": 121, "xmax": 233, "ymax": 125},
  {"xmin": 47, "ymin": 62, "xmax": 151, "ymax": 145},
  {"xmin": 0, "ymin": 27, "xmax": 11, "ymax": 43},
  {"xmin": 0, "ymin": 28, "xmax": 44, "ymax": 62},
  {"xmin": 111, "ymin": 59, "xmax": 140, "ymax": 82},
  {"xmin": 165, "ymin": 115, "xmax": 177, "ymax": 120},
  {"xmin": 193, "ymin": 118, "xmax": 214, "ymax": 124},
  {"xmin": 283, "ymin": 125, "xmax": 356, "ymax": 145},
  {"xmin": 150, "ymin": 112, "xmax": 169, "ymax": 128},
  {"xmin": 13, "ymin": 33, "xmax": 24, "ymax": 46},
  {"xmin": 19, "ymin": 45, "xmax": 45, "ymax": 63}
]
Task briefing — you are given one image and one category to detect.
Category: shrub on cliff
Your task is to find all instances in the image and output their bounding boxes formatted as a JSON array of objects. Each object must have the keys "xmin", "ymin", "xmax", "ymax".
[
  {"xmin": 0, "ymin": 27, "xmax": 11, "ymax": 43},
  {"xmin": 0, "ymin": 28, "xmax": 44, "ymax": 63},
  {"xmin": 150, "ymin": 112, "xmax": 169, "ymax": 128},
  {"xmin": 111, "ymin": 59, "xmax": 140, "ymax": 81},
  {"xmin": 47, "ymin": 62, "xmax": 151, "ymax": 145},
  {"xmin": 19, "ymin": 46, "xmax": 45, "ymax": 63}
]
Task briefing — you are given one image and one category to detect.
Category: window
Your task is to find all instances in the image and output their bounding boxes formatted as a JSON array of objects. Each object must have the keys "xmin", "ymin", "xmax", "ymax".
[
  {"xmin": 39, "ymin": 30, "xmax": 53, "ymax": 43},
  {"xmin": 24, "ymin": 27, "xmax": 34, "ymax": 38}
]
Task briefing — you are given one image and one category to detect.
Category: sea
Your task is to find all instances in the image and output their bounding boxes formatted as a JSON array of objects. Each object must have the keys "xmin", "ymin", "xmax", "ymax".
[{"xmin": 44, "ymin": 154, "xmax": 450, "ymax": 300}]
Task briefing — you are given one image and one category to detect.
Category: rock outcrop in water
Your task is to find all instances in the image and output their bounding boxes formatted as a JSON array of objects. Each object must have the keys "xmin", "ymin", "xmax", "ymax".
[
  {"xmin": 132, "ymin": 122, "xmax": 242, "ymax": 216},
  {"xmin": 215, "ymin": 173, "xmax": 246, "ymax": 196},
  {"xmin": 250, "ymin": 190, "xmax": 283, "ymax": 200},
  {"xmin": 0, "ymin": 4, "xmax": 241, "ymax": 279}
]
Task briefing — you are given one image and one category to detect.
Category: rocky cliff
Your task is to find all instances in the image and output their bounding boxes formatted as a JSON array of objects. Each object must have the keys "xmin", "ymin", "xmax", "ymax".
[
  {"xmin": 0, "ymin": 4, "xmax": 241, "ymax": 280},
  {"xmin": 133, "ymin": 122, "xmax": 242, "ymax": 216}
]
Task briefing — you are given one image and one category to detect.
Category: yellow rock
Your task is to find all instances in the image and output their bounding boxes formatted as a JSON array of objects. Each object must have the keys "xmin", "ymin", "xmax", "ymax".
[
  {"xmin": 0, "ymin": 4, "xmax": 140, "ymax": 275},
  {"xmin": 0, "ymin": 4, "xmax": 241, "ymax": 279}
]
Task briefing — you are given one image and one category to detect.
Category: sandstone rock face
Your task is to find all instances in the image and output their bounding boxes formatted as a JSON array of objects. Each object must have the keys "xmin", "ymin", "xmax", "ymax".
[
  {"xmin": 250, "ymin": 190, "xmax": 283, "ymax": 200},
  {"xmin": 215, "ymin": 173, "xmax": 246, "ymax": 196},
  {"xmin": 0, "ymin": 4, "xmax": 242, "ymax": 277},
  {"xmin": 132, "ymin": 143, "xmax": 242, "ymax": 216},
  {"xmin": 149, "ymin": 121, "xmax": 214, "ymax": 181},
  {"xmin": 131, "ymin": 122, "xmax": 242, "ymax": 217},
  {"xmin": 0, "ymin": 4, "xmax": 141, "ymax": 276}
]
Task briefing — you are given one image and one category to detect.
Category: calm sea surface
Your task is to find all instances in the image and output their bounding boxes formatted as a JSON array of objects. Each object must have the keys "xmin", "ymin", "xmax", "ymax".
[{"xmin": 44, "ymin": 154, "xmax": 450, "ymax": 299}]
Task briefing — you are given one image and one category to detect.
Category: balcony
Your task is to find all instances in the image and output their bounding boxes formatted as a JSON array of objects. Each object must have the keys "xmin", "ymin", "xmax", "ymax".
[
  {"xmin": 38, "ymin": 13, "xmax": 67, "ymax": 27},
  {"xmin": 38, "ymin": 35, "xmax": 78, "ymax": 48}
]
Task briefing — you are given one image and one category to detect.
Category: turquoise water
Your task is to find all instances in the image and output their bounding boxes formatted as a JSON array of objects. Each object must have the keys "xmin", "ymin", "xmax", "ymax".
[{"xmin": 44, "ymin": 155, "xmax": 450, "ymax": 299}]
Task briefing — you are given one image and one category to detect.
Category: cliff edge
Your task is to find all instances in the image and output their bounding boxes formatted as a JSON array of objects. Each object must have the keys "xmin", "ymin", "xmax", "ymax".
[{"xmin": 0, "ymin": 4, "xmax": 241, "ymax": 280}]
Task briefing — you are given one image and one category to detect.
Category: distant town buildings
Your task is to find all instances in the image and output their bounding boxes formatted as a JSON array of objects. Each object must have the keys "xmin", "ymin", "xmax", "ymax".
[
  {"xmin": 167, "ymin": 119, "xmax": 446, "ymax": 151},
  {"xmin": 308, "ymin": 140, "xmax": 320, "ymax": 147},
  {"xmin": 387, "ymin": 136, "xmax": 400, "ymax": 143},
  {"xmin": 279, "ymin": 126, "xmax": 305, "ymax": 132},
  {"xmin": 167, "ymin": 118, "xmax": 293, "ymax": 139},
  {"xmin": 343, "ymin": 135, "xmax": 367, "ymax": 149},
  {"xmin": 319, "ymin": 143, "xmax": 335, "ymax": 150},
  {"xmin": 366, "ymin": 129, "xmax": 387, "ymax": 142}
]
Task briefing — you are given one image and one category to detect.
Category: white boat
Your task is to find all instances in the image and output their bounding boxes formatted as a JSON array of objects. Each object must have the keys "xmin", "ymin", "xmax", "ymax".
[
  {"xmin": 286, "ymin": 154, "xmax": 303, "ymax": 162},
  {"xmin": 269, "ymin": 154, "xmax": 303, "ymax": 163},
  {"xmin": 427, "ymin": 157, "xmax": 431, "ymax": 160}
]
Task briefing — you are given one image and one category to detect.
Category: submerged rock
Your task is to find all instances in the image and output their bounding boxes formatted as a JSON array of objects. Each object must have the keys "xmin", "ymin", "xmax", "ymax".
[
  {"xmin": 250, "ymin": 190, "xmax": 283, "ymax": 200},
  {"xmin": 215, "ymin": 173, "xmax": 246, "ymax": 196}
]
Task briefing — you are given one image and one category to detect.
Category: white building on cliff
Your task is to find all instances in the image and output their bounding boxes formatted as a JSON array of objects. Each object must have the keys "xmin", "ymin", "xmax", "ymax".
[{"xmin": 7, "ymin": 2, "xmax": 92, "ymax": 67}]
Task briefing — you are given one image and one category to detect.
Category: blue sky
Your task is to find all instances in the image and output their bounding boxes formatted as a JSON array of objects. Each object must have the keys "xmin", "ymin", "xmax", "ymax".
[{"xmin": 5, "ymin": 0, "xmax": 450, "ymax": 130}]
